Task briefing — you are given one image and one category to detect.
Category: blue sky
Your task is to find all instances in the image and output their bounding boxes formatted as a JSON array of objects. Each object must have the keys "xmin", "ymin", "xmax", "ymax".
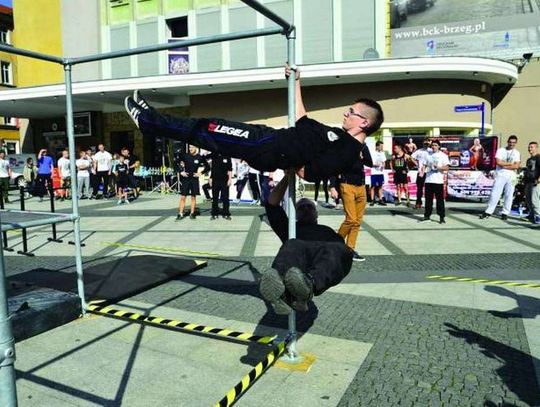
[{"xmin": 0, "ymin": 0, "xmax": 12, "ymax": 8}]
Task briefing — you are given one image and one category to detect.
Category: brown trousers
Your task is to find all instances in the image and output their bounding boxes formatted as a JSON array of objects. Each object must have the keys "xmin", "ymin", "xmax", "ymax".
[{"xmin": 338, "ymin": 183, "xmax": 367, "ymax": 249}]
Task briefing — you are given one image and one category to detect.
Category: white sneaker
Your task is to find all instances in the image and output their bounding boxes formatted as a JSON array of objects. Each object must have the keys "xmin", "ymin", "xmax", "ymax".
[
  {"xmin": 125, "ymin": 198, "xmax": 130, "ymax": 204},
  {"xmin": 117, "ymin": 199, "xmax": 122, "ymax": 205},
  {"xmin": 233, "ymin": 199, "xmax": 240, "ymax": 205}
]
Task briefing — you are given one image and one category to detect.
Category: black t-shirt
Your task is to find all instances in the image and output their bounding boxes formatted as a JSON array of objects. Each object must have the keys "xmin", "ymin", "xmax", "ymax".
[
  {"xmin": 265, "ymin": 203, "xmax": 344, "ymax": 244},
  {"xmin": 286, "ymin": 116, "xmax": 365, "ymax": 182},
  {"xmin": 179, "ymin": 153, "xmax": 208, "ymax": 176},
  {"xmin": 116, "ymin": 163, "xmax": 129, "ymax": 180},
  {"xmin": 209, "ymin": 154, "xmax": 232, "ymax": 184},
  {"xmin": 335, "ymin": 143, "xmax": 373, "ymax": 186},
  {"xmin": 393, "ymin": 153, "xmax": 408, "ymax": 173},
  {"xmin": 525, "ymin": 154, "xmax": 540, "ymax": 182},
  {"xmin": 122, "ymin": 154, "xmax": 139, "ymax": 174}
]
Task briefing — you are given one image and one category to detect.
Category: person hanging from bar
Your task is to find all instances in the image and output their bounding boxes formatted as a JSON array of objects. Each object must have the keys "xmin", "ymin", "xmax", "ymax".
[
  {"xmin": 124, "ymin": 65, "xmax": 384, "ymax": 182},
  {"xmin": 258, "ymin": 172, "xmax": 355, "ymax": 314}
]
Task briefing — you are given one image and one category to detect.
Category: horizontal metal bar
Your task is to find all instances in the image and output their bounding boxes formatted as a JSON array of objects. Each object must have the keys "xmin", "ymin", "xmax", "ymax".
[
  {"xmin": 0, "ymin": 44, "xmax": 63, "ymax": 64},
  {"xmin": 0, "ymin": 210, "xmax": 77, "ymax": 231},
  {"xmin": 241, "ymin": 0, "xmax": 293, "ymax": 33},
  {"xmin": 70, "ymin": 27, "xmax": 284, "ymax": 65}
]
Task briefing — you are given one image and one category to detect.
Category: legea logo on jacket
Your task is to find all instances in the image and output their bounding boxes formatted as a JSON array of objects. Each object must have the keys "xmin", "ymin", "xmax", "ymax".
[{"xmin": 208, "ymin": 122, "xmax": 249, "ymax": 139}]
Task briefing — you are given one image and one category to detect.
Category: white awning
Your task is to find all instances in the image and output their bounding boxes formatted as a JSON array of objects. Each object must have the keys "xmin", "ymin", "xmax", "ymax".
[{"xmin": 0, "ymin": 56, "xmax": 518, "ymax": 118}]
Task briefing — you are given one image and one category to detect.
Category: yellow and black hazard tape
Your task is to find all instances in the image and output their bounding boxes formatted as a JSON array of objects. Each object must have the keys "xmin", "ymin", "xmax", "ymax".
[
  {"xmin": 427, "ymin": 275, "xmax": 540, "ymax": 289},
  {"xmin": 87, "ymin": 303, "xmax": 275, "ymax": 345},
  {"xmin": 101, "ymin": 241, "xmax": 222, "ymax": 257},
  {"xmin": 215, "ymin": 340, "xmax": 287, "ymax": 407}
]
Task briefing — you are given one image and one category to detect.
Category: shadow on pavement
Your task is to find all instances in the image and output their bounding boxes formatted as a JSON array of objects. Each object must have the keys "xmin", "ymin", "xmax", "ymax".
[
  {"xmin": 445, "ymin": 323, "xmax": 540, "ymax": 406},
  {"xmin": 484, "ymin": 285, "xmax": 540, "ymax": 319},
  {"xmin": 177, "ymin": 270, "xmax": 319, "ymax": 367}
]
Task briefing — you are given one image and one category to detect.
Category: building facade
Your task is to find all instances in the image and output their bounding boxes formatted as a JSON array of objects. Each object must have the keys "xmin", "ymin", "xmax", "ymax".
[{"xmin": 0, "ymin": 0, "xmax": 538, "ymax": 161}]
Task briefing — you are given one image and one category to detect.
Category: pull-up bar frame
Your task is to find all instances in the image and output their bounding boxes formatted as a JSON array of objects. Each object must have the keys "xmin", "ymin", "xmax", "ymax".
[{"xmin": 0, "ymin": 1, "xmax": 298, "ymax": 405}]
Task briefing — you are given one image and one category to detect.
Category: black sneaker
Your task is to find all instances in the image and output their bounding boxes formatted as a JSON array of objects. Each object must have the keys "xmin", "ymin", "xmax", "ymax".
[
  {"xmin": 500, "ymin": 214, "xmax": 508, "ymax": 221},
  {"xmin": 352, "ymin": 252, "xmax": 366, "ymax": 262},
  {"xmin": 189, "ymin": 213, "xmax": 196, "ymax": 219},
  {"xmin": 369, "ymin": 201, "xmax": 375, "ymax": 207},
  {"xmin": 133, "ymin": 90, "xmax": 151, "ymax": 110},
  {"xmin": 378, "ymin": 201, "xmax": 387, "ymax": 206},
  {"xmin": 210, "ymin": 215, "xmax": 218, "ymax": 220},
  {"xmin": 259, "ymin": 268, "xmax": 292, "ymax": 315},
  {"xmin": 223, "ymin": 215, "xmax": 232, "ymax": 220},
  {"xmin": 479, "ymin": 212, "xmax": 490, "ymax": 219},
  {"xmin": 419, "ymin": 217, "xmax": 430, "ymax": 222},
  {"xmin": 124, "ymin": 96, "xmax": 142, "ymax": 128},
  {"xmin": 284, "ymin": 267, "xmax": 313, "ymax": 309},
  {"xmin": 439, "ymin": 217, "xmax": 446, "ymax": 224},
  {"xmin": 175, "ymin": 213, "xmax": 184, "ymax": 221}
]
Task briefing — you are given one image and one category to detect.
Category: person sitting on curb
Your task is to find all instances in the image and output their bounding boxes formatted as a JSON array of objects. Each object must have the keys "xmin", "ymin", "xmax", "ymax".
[{"xmin": 259, "ymin": 174, "xmax": 354, "ymax": 314}]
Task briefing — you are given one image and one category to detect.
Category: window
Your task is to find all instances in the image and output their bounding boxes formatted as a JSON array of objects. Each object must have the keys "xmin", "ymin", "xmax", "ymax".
[
  {"xmin": 167, "ymin": 16, "xmax": 189, "ymax": 74},
  {"xmin": 4, "ymin": 141, "xmax": 17, "ymax": 155},
  {"xmin": 1, "ymin": 62, "xmax": 11, "ymax": 85},
  {"xmin": 0, "ymin": 29, "xmax": 8, "ymax": 44},
  {"xmin": 2, "ymin": 117, "xmax": 15, "ymax": 126}
]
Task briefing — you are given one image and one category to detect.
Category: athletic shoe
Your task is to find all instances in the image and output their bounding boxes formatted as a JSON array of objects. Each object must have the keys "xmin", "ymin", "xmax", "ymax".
[
  {"xmin": 352, "ymin": 252, "xmax": 366, "ymax": 262},
  {"xmin": 395, "ymin": 201, "xmax": 401, "ymax": 206},
  {"xmin": 439, "ymin": 217, "xmax": 446, "ymax": 224},
  {"xmin": 124, "ymin": 96, "xmax": 142, "ymax": 128},
  {"xmin": 223, "ymin": 215, "xmax": 232, "ymax": 220},
  {"xmin": 125, "ymin": 198, "xmax": 130, "ymax": 204},
  {"xmin": 259, "ymin": 268, "xmax": 292, "ymax": 315},
  {"xmin": 378, "ymin": 201, "xmax": 387, "ymax": 206},
  {"xmin": 117, "ymin": 199, "xmax": 122, "ymax": 205},
  {"xmin": 479, "ymin": 212, "xmax": 490, "ymax": 219},
  {"xmin": 175, "ymin": 213, "xmax": 184, "ymax": 221},
  {"xmin": 284, "ymin": 267, "xmax": 313, "ymax": 312},
  {"xmin": 500, "ymin": 214, "xmax": 508, "ymax": 221},
  {"xmin": 250, "ymin": 199, "xmax": 260, "ymax": 206},
  {"xmin": 210, "ymin": 215, "xmax": 218, "ymax": 220},
  {"xmin": 369, "ymin": 201, "xmax": 375, "ymax": 207},
  {"xmin": 419, "ymin": 217, "xmax": 430, "ymax": 222},
  {"xmin": 189, "ymin": 213, "xmax": 196, "ymax": 219},
  {"xmin": 133, "ymin": 90, "xmax": 151, "ymax": 110},
  {"xmin": 233, "ymin": 199, "xmax": 240, "ymax": 205}
]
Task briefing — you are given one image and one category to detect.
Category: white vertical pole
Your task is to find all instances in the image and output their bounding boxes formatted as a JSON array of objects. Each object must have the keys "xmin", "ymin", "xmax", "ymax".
[
  {"xmin": 286, "ymin": 28, "xmax": 298, "ymax": 361},
  {"xmin": 64, "ymin": 64, "xmax": 87, "ymax": 314}
]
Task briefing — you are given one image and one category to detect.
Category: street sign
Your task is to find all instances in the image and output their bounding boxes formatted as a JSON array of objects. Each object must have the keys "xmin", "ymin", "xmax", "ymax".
[{"xmin": 454, "ymin": 104, "xmax": 484, "ymax": 113}]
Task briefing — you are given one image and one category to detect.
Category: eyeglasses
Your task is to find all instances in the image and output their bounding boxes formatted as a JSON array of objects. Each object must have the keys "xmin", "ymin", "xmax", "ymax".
[{"xmin": 347, "ymin": 107, "xmax": 368, "ymax": 120}]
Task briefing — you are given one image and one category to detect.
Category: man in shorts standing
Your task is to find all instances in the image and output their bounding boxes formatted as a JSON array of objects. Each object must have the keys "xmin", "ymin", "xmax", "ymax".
[
  {"xmin": 177, "ymin": 145, "xmax": 209, "ymax": 220},
  {"xmin": 369, "ymin": 140, "xmax": 387, "ymax": 206}
]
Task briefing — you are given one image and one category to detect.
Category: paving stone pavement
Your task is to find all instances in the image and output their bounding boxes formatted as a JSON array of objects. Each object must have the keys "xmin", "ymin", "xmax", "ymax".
[{"xmin": 4, "ymin": 194, "xmax": 540, "ymax": 406}]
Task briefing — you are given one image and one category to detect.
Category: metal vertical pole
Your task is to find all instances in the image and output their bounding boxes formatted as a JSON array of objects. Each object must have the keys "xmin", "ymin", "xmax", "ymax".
[
  {"xmin": 64, "ymin": 64, "xmax": 87, "ymax": 314},
  {"xmin": 285, "ymin": 28, "xmax": 298, "ymax": 361},
  {"xmin": 480, "ymin": 102, "xmax": 485, "ymax": 136},
  {"xmin": 0, "ymin": 215, "xmax": 18, "ymax": 407}
]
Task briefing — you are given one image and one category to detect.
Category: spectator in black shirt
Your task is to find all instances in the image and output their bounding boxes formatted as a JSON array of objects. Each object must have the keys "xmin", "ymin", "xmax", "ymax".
[
  {"xmin": 524, "ymin": 141, "xmax": 540, "ymax": 224},
  {"xmin": 177, "ymin": 145, "xmax": 209, "ymax": 220},
  {"xmin": 209, "ymin": 153, "xmax": 233, "ymax": 220},
  {"xmin": 329, "ymin": 142, "xmax": 372, "ymax": 262},
  {"xmin": 121, "ymin": 147, "xmax": 141, "ymax": 199},
  {"xmin": 260, "ymin": 174, "xmax": 354, "ymax": 314},
  {"xmin": 124, "ymin": 66, "xmax": 384, "ymax": 181},
  {"xmin": 114, "ymin": 155, "xmax": 130, "ymax": 205}
]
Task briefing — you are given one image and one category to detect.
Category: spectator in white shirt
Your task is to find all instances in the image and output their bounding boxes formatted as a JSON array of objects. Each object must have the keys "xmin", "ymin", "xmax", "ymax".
[
  {"xmin": 411, "ymin": 138, "xmax": 432, "ymax": 209},
  {"xmin": 0, "ymin": 151, "xmax": 12, "ymax": 203},
  {"xmin": 420, "ymin": 140, "xmax": 449, "ymax": 224},
  {"xmin": 92, "ymin": 144, "xmax": 113, "ymax": 198},
  {"xmin": 369, "ymin": 140, "xmax": 387, "ymax": 206},
  {"xmin": 76, "ymin": 150, "xmax": 91, "ymax": 199},
  {"xmin": 57, "ymin": 150, "xmax": 71, "ymax": 201},
  {"xmin": 480, "ymin": 135, "xmax": 521, "ymax": 220}
]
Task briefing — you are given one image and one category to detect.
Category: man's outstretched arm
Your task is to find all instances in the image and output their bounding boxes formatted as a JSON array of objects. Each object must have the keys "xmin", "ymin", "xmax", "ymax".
[{"xmin": 285, "ymin": 65, "xmax": 306, "ymax": 121}]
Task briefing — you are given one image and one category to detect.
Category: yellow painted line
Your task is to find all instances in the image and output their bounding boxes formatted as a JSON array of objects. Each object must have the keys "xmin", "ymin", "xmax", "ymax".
[
  {"xmin": 87, "ymin": 303, "xmax": 275, "ymax": 345},
  {"xmin": 101, "ymin": 241, "xmax": 222, "ymax": 257},
  {"xmin": 427, "ymin": 275, "xmax": 540, "ymax": 289},
  {"xmin": 215, "ymin": 341, "xmax": 287, "ymax": 407}
]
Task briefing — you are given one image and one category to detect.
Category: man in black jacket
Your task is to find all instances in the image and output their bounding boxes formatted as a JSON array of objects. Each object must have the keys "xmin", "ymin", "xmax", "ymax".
[
  {"xmin": 208, "ymin": 153, "xmax": 233, "ymax": 220},
  {"xmin": 124, "ymin": 66, "xmax": 383, "ymax": 182},
  {"xmin": 260, "ymin": 174, "xmax": 354, "ymax": 314}
]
